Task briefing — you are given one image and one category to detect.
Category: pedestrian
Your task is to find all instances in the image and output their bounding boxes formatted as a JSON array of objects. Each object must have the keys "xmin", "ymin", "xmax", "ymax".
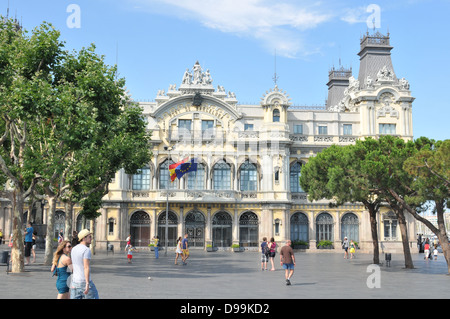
[
  {"xmin": 31, "ymin": 231, "xmax": 37, "ymax": 263},
  {"xmin": 153, "ymin": 236, "xmax": 160, "ymax": 259},
  {"xmin": 58, "ymin": 229, "xmax": 64, "ymax": 244},
  {"xmin": 349, "ymin": 240, "xmax": 356, "ymax": 259},
  {"xmin": 342, "ymin": 237, "xmax": 349, "ymax": 259},
  {"xmin": 181, "ymin": 233, "xmax": 189, "ymax": 265},
  {"xmin": 424, "ymin": 240, "xmax": 430, "ymax": 260},
  {"xmin": 433, "ymin": 246, "xmax": 438, "ymax": 260},
  {"xmin": 261, "ymin": 237, "xmax": 269, "ymax": 271},
  {"xmin": 71, "ymin": 231, "xmax": 79, "ymax": 247},
  {"xmin": 268, "ymin": 237, "xmax": 277, "ymax": 271},
  {"xmin": 280, "ymin": 240, "xmax": 295, "ymax": 286},
  {"xmin": 126, "ymin": 245, "xmax": 138, "ymax": 263},
  {"xmin": 175, "ymin": 237, "xmax": 183, "ymax": 265},
  {"xmin": 51, "ymin": 240, "xmax": 73, "ymax": 299},
  {"xmin": 24, "ymin": 223, "xmax": 34, "ymax": 265},
  {"xmin": 0, "ymin": 228, "xmax": 3, "ymax": 245},
  {"xmin": 70, "ymin": 229, "xmax": 99, "ymax": 299}
]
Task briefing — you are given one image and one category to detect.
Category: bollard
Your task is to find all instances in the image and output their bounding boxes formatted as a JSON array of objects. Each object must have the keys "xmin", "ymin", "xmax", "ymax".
[
  {"xmin": 385, "ymin": 253, "xmax": 391, "ymax": 267},
  {"xmin": 2, "ymin": 251, "xmax": 10, "ymax": 273},
  {"xmin": 107, "ymin": 244, "xmax": 114, "ymax": 255}
]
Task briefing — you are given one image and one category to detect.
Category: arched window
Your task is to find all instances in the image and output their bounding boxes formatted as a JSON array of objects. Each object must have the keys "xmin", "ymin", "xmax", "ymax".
[
  {"xmin": 213, "ymin": 160, "xmax": 231, "ymax": 190},
  {"xmin": 383, "ymin": 211, "xmax": 398, "ymax": 241},
  {"xmin": 273, "ymin": 109, "xmax": 280, "ymax": 122},
  {"xmin": 159, "ymin": 159, "xmax": 176, "ymax": 190},
  {"xmin": 187, "ymin": 163, "xmax": 205, "ymax": 190},
  {"xmin": 240, "ymin": 160, "xmax": 257, "ymax": 191},
  {"xmin": 316, "ymin": 212, "xmax": 333, "ymax": 242},
  {"xmin": 290, "ymin": 212, "xmax": 309, "ymax": 242},
  {"xmin": 341, "ymin": 213, "xmax": 359, "ymax": 242},
  {"xmin": 290, "ymin": 162, "xmax": 303, "ymax": 192},
  {"xmin": 239, "ymin": 212, "xmax": 259, "ymax": 247},
  {"xmin": 132, "ymin": 166, "xmax": 151, "ymax": 190},
  {"xmin": 212, "ymin": 212, "xmax": 232, "ymax": 248}
]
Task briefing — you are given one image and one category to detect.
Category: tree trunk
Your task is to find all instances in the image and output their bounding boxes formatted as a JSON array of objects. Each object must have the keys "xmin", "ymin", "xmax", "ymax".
[
  {"xmin": 367, "ymin": 203, "xmax": 380, "ymax": 264},
  {"xmin": 436, "ymin": 202, "xmax": 450, "ymax": 274},
  {"xmin": 64, "ymin": 201, "xmax": 74, "ymax": 242},
  {"xmin": 396, "ymin": 209, "xmax": 414, "ymax": 269},
  {"xmin": 11, "ymin": 192, "xmax": 25, "ymax": 273},
  {"xmin": 43, "ymin": 196, "xmax": 57, "ymax": 266}
]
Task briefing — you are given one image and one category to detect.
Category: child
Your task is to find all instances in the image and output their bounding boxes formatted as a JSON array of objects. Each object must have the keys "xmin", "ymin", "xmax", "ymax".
[
  {"xmin": 433, "ymin": 247, "xmax": 438, "ymax": 260},
  {"xmin": 126, "ymin": 245, "xmax": 138, "ymax": 263}
]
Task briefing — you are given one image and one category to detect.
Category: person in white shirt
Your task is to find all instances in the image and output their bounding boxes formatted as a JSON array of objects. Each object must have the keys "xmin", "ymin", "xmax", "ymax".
[{"xmin": 70, "ymin": 229, "xmax": 99, "ymax": 299}]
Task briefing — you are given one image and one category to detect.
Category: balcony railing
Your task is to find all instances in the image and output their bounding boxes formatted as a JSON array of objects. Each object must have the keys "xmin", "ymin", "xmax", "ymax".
[{"xmin": 168, "ymin": 129, "xmax": 227, "ymax": 143}]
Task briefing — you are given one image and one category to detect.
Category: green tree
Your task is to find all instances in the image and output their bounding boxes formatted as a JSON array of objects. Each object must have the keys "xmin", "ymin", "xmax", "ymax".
[
  {"xmin": 0, "ymin": 18, "xmax": 152, "ymax": 270},
  {"xmin": 300, "ymin": 144, "xmax": 383, "ymax": 264},
  {"xmin": 356, "ymin": 136, "xmax": 417, "ymax": 269},
  {"xmin": 403, "ymin": 138, "xmax": 450, "ymax": 274},
  {"xmin": 0, "ymin": 19, "xmax": 64, "ymax": 272}
]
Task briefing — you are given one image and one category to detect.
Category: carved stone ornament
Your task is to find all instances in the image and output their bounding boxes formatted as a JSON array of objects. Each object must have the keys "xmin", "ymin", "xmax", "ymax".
[
  {"xmin": 399, "ymin": 77, "xmax": 410, "ymax": 90},
  {"xmin": 193, "ymin": 92, "xmax": 203, "ymax": 106},
  {"xmin": 377, "ymin": 66, "xmax": 394, "ymax": 82}
]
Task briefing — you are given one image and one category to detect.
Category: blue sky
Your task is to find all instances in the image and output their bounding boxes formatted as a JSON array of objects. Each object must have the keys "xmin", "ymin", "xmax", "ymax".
[{"xmin": 4, "ymin": 0, "xmax": 450, "ymax": 141}]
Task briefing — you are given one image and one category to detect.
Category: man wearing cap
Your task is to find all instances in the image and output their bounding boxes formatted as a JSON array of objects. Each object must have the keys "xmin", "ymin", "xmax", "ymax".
[{"xmin": 70, "ymin": 229, "xmax": 99, "ymax": 299}]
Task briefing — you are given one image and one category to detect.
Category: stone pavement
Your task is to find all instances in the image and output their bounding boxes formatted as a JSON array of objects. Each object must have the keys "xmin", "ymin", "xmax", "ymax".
[{"xmin": 0, "ymin": 244, "xmax": 449, "ymax": 300}]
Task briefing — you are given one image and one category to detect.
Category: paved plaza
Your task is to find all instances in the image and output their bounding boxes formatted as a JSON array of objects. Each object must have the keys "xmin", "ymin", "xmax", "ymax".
[{"xmin": 0, "ymin": 244, "xmax": 449, "ymax": 300}]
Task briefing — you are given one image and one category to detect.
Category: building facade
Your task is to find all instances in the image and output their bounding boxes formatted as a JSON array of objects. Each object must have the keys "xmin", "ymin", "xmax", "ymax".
[{"xmin": 0, "ymin": 31, "xmax": 417, "ymax": 253}]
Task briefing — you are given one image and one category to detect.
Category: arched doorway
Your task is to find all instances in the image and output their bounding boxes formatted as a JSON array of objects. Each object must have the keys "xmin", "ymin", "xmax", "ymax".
[
  {"xmin": 239, "ymin": 211, "xmax": 259, "ymax": 247},
  {"xmin": 341, "ymin": 213, "xmax": 359, "ymax": 242},
  {"xmin": 212, "ymin": 211, "xmax": 232, "ymax": 248},
  {"xmin": 158, "ymin": 211, "xmax": 178, "ymax": 247},
  {"xmin": 54, "ymin": 210, "xmax": 66, "ymax": 239},
  {"xmin": 316, "ymin": 212, "xmax": 333, "ymax": 242},
  {"xmin": 130, "ymin": 211, "xmax": 151, "ymax": 247},
  {"xmin": 290, "ymin": 212, "xmax": 309, "ymax": 242},
  {"xmin": 185, "ymin": 210, "xmax": 205, "ymax": 248}
]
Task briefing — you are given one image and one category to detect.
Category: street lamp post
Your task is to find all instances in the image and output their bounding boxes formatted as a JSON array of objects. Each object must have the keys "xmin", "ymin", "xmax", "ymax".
[{"xmin": 164, "ymin": 146, "xmax": 173, "ymax": 256}]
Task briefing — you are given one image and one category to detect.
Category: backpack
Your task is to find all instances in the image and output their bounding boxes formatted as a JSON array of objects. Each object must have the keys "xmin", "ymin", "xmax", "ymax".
[{"xmin": 263, "ymin": 242, "xmax": 270, "ymax": 255}]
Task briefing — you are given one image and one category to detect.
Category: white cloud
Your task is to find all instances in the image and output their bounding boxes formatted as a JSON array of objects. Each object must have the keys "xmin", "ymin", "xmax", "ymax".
[{"xmin": 130, "ymin": 0, "xmax": 333, "ymax": 58}]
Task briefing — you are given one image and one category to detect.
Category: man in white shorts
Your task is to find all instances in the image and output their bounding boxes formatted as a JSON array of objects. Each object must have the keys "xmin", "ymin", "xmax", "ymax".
[{"xmin": 70, "ymin": 229, "xmax": 99, "ymax": 299}]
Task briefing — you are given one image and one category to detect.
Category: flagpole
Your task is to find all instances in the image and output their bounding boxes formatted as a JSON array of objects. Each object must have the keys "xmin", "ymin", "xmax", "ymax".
[{"xmin": 164, "ymin": 146, "xmax": 173, "ymax": 257}]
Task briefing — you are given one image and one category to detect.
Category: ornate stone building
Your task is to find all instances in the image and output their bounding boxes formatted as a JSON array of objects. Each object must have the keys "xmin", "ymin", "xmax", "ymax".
[{"xmin": 0, "ymin": 31, "xmax": 417, "ymax": 253}]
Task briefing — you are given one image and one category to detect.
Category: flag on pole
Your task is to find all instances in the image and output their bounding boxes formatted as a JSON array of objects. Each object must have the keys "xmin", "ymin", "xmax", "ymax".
[
  {"xmin": 169, "ymin": 157, "xmax": 188, "ymax": 182},
  {"xmin": 169, "ymin": 157, "xmax": 198, "ymax": 181}
]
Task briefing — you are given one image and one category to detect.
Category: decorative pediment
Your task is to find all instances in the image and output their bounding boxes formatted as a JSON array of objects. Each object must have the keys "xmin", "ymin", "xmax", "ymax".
[
  {"xmin": 152, "ymin": 62, "xmax": 242, "ymax": 121},
  {"xmin": 153, "ymin": 61, "xmax": 238, "ymax": 110},
  {"xmin": 260, "ymin": 85, "xmax": 291, "ymax": 108}
]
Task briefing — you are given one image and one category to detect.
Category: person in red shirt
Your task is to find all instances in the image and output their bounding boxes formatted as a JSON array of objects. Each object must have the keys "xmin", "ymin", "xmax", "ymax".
[{"xmin": 424, "ymin": 241, "xmax": 430, "ymax": 260}]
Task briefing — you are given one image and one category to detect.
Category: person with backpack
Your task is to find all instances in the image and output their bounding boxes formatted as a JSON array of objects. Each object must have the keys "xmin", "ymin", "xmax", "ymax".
[
  {"xmin": 268, "ymin": 237, "xmax": 277, "ymax": 271},
  {"xmin": 260, "ymin": 237, "xmax": 269, "ymax": 270}
]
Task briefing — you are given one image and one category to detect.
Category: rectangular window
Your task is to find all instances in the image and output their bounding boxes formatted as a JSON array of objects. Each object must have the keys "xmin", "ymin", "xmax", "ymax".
[
  {"xmin": 318, "ymin": 126, "xmax": 328, "ymax": 135},
  {"xmin": 343, "ymin": 124, "xmax": 352, "ymax": 135},
  {"xmin": 187, "ymin": 164, "xmax": 205, "ymax": 190},
  {"xmin": 132, "ymin": 167, "xmax": 150, "ymax": 190},
  {"xmin": 178, "ymin": 119, "xmax": 192, "ymax": 131},
  {"xmin": 244, "ymin": 123, "xmax": 254, "ymax": 131},
  {"xmin": 202, "ymin": 120, "xmax": 214, "ymax": 132},
  {"xmin": 294, "ymin": 124, "xmax": 303, "ymax": 134},
  {"xmin": 379, "ymin": 124, "xmax": 396, "ymax": 135}
]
